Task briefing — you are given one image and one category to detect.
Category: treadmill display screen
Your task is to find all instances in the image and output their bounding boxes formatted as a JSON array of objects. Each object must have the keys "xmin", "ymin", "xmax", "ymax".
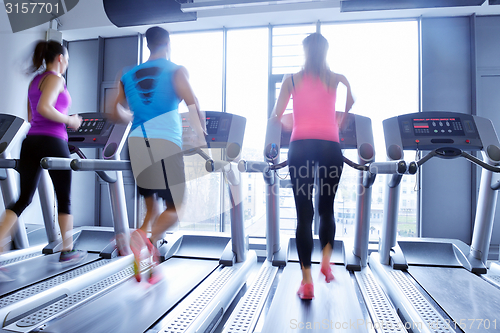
[
  {"xmin": 182, "ymin": 116, "xmax": 222, "ymax": 135},
  {"xmin": 68, "ymin": 118, "xmax": 106, "ymax": 135},
  {"xmin": 206, "ymin": 116, "xmax": 221, "ymax": 135},
  {"xmin": 412, "ymin": 117, "xmax": 465, "ymax": 136},
  {"xmin": 0, "ymin": 118, "xmax": 11, "ymax": 141}
]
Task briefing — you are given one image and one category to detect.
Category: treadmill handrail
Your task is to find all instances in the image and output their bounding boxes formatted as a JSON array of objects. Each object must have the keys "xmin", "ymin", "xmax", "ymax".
[
  {"xmin": 70, "ymin": 159, "xmax": 131, "ymax": 171},
  {"xmin": 237, "ymin": 160, "xmax": 268, "ymax": 173},
  {"xmin": 416, "ymin": 149, "xmax": 500, "ymax": 173},
  {"xmin": 41, "ymin": 158, "xmax": 123, "ymax": 183},
  {"xmin": 264, "ymin": 157, "xmax": 407, "ymax": 174},
  {"xmin": 0, "ymin": 159, "xmax": 18, "ymax": 170},
  {"xmin": 40, "ymin": 157, "xmax": 73, "ymax": 170}
]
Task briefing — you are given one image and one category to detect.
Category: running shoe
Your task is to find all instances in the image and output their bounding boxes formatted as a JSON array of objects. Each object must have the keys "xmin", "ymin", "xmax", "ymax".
[
  {"xmin": 297, "ymin": 282, "xmax": 314, "ymax": 300},
  {"xmin": 144, "ymin": 238, "xmax": 163, "ymax": 284},
  {"xmin": 147, "ymin": 263, "xmax": 163, "ymax": 285},
  {"xmin": 320, "ymin": 263, "xmax": 335, "ymax": 283},
  {"xmin": 59, "ymin": 249, "xmax": 88, "ymax": 264},
  {"xmin": 130, "ymin": 230, "xmax": 147, "ymax": 282}
]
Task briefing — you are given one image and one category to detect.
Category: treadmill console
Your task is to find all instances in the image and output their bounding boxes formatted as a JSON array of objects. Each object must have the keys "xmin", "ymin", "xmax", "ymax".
[
  {"xmin": 182, "ymin": 112, "xmax": 246, "ymax": 159},
  {"xmin": 69, "ymin": 118, "xmax": 107, "ymax": 136},
  {"xmin": 67, "ymin": 115, "xmax": 113, "ymax": 147},
  {"xmin": 395, "ymin": 112, "xmax": 482, "ymax": 150},
  {"xmin": 66, "ymin": 112, "xmax": 130, "ymax": 159},
  {"xmin": 0, "ymin": 114, "xmax": 29, "ymax": 156},
  {"xmin": 339, "ymin": 113, "xmax": 357, "ymax": 149},
  {"xmin": 0, "ymin": 117, "xmax": 14, "ymax": 142}
]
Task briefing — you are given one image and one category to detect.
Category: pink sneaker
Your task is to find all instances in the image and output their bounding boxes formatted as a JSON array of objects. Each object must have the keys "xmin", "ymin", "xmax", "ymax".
[
  {"xmin": 320, "ymin": 263, "xmax": 335, "ymax": 283},
  {"xmin": 147, "ymin": 264, "xmax": 163, "ymax": 285},
  {"xmin": 130, "ymin": 230, "xmax": 147, "ymax": 282},
  {"xmin": 297, "ymin": 282, "xmax": 314, "ymax": 300},
  {"xmin": 134, "ymin": 231, "xmax": 163, "ymax": 284}
]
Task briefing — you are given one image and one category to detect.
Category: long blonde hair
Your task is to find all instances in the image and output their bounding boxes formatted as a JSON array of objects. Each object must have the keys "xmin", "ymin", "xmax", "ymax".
[{"xmin": 302, "ymin": 33, "xmax": 329, "ymax": 77}]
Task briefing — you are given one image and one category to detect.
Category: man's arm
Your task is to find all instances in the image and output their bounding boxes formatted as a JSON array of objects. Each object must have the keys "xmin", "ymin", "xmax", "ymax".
[
  {"xmin": 110, "ymin": 73, "xmax": 133, "ymax": 124},
  {"xmin": 174, "ymin": 67, "xmax": 206, "ymax": 141}
]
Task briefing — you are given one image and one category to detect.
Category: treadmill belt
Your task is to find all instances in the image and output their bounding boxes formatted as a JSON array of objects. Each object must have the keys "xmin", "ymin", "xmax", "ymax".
[
  {"xmin": 261, "ymin": 263, "xmax": 369, "ymax": 333},
  {"xmin": 28, "ymin": 258, "xmax": 219, "ymax": 333},
  {"xmin": 0, "ymin": 253, "xmax": 100, "ymax": 296},
  {"xmin": 409, "ymin": 266, "xmax": 500, "ymax": 332}
]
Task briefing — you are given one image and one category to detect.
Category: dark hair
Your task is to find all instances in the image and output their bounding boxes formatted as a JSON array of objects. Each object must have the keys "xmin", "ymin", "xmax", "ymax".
[
  {"xmin": 302, "ymin": 33, "xmax": 329, "ymax": 77},
  {"xmin": 31, "ymin": 40, "xmax": 66, "ymax": 73},
  {"xmin": 146, "ymin": 26, "xmax": 170, "ymax": 53}
]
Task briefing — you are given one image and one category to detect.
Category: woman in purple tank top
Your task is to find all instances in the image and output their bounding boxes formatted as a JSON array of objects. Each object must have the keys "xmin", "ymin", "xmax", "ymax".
[
  {"xmin": 0, "ymin": 41, "xmax": 86, "ymax": 281},
  {"xmin": 271, "ymin": 33, "xmax": 355, "ymax": 300}
]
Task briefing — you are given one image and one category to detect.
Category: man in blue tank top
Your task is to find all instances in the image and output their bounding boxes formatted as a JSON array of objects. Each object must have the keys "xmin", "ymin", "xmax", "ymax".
[{"xmin": 111, "ymin": 26, "xmax": 206, "ymax": 283}]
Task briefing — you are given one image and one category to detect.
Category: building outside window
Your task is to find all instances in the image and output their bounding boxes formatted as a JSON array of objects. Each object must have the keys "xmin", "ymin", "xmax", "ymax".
[{"xmin": 139, "ymin": 21, "xmax": 419, "ymax": 240}]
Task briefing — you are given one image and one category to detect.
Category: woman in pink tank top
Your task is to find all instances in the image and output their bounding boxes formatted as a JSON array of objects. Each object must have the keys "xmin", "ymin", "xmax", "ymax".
[
  {"xmin": 0, "ymin": 41, "xmax": 86, "ymax": 281},
  {"xmin": 271, "ymin": 33, "xmax": 355, "ymax": 299}
]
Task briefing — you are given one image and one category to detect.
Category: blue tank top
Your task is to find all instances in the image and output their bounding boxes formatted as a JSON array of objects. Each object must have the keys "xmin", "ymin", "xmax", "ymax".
[{"xmin": 121, "ymin": 58, "xmax": 182, "ymax": 148}]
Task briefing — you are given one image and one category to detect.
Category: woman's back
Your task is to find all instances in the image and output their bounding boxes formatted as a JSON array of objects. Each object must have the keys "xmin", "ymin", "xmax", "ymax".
[
  {"xmin": 290, "ymin": 71, "xmax": 339, "ymax": 143},
  {"xmin": 27, "ymin": 72, "xmax": 71, "ymax": 141}
]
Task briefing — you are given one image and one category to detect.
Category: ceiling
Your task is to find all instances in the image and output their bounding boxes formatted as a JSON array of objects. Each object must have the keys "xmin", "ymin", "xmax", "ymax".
[{"xmin": 1, "ymin": 0, "xmax": 500, "ymax": 40}]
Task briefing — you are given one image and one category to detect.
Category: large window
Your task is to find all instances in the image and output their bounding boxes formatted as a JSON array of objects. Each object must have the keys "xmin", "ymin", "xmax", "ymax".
[
  {"xmin": 139, "ymin": 21, "xmax": 419, "ymax": 239},
  {"xmin": 140, "ymin": 31, "xmax": 225, "ymax": 232},
  {"xmin": 226, "ymin": 28, "xmax": 269, "ymax": 235},
  {"xmin": 271, "ymin": 21, "xmax": 419, "ymax": 239},
  {"xmin": 322, "ymin": 21, "xmax": 419, "ymax": 239},
  {"xmin": 170, "ymin": 32, "xmax": 225, "ymax": 231}
]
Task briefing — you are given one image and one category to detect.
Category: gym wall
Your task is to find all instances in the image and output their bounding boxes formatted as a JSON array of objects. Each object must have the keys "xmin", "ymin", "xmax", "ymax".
[
  {"xmin": 66, "ymin": 35, "xmax": 140, "ymax": 228},
  {"xmin": 420, "ymin": 15, "xmax": 500, "ymax": 258}
]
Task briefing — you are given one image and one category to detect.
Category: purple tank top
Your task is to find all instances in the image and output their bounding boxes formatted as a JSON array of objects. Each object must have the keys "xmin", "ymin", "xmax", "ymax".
[{"xmin": 27, "ymin": 71, "xmax": 71, "ymax": 141}]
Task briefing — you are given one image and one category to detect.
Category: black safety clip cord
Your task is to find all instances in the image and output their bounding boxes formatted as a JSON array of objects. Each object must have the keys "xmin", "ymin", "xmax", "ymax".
[{"xmin": 141, "ymin": 124, "xmax": 168, "ymax": 188}]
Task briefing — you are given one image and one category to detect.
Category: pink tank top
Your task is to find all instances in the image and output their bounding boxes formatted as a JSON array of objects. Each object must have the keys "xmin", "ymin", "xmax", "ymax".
[
  {"xmin": 27, "ymin": 71, "xmax": 71, "ymax": 141},
  {"xmin": 290, "ymin": 74, "xmax": 339, "ymax": 143}
]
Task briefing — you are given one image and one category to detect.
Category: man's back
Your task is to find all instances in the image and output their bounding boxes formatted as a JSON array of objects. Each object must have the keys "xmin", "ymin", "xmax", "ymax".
[{"xmin": 121, "ymin": 58, "xmax": 182, "ymax": 148}]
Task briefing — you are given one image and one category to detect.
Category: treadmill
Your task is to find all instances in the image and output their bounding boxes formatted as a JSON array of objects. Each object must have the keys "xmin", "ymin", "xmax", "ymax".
[
  {"xmin": 0, "ymin": 113, "xmax": 139, "ymax": 332},
  {"xmin": 0, "ymin": 111, "xmax": 257, "ymax": 333},
  {"xmin": 223, "ymin": 113, "xmax": 411, "ymax": 333},
  {"xmin": 41, "ymin": 112, "xmax": 133, "ymax": 258},
  {"xmin": 0, "ymin": 114, "xmax": 59, "ymax": 258},
  {"xmin": 370, "ymin": 111, "xmax": 500, "ymax": 333}
]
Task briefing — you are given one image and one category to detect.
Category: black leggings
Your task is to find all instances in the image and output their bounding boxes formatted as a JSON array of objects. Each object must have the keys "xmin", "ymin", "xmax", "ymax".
[
  {"xmin": 288, "ymin": 139, "xmax": 343, "ymax": 269},
  {"xmin": 8, "ymin": 135, "xmax": 71, "ymax": 216}
]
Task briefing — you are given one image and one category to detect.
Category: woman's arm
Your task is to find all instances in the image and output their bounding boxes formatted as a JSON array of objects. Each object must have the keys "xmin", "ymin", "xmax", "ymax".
[
  {"xmin": 27, "ymin": 98, "xmax": 32, "ymax": 123},
  {"xmin": 37, "ymin": 74, "xmax": 81, "ymax": 129},
  {"xmin": 334, "ymin": 73, "xmax": 355, "ymax": 131},
  {"xmin": 270, "ymin": 74, "xmax": 293, "ymax": 119},
  {"xmin": 337, "ymin": 74, "xmax": 354, "ymax": 113}
]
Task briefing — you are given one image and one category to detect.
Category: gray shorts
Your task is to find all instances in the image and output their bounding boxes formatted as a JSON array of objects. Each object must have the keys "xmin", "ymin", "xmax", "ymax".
[{"xmin": 128, "ymin": 137, "xmax": 186, "ymax": 208}]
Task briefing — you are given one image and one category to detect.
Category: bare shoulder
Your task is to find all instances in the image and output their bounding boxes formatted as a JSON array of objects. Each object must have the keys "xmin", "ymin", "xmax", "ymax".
[
  {"xmin": 281, "ymin": 74, "xmax": 294, "ymax": 91},
  {"xmin": 283, "ymin": 70, "xmax": 303, "ymax": 90},
  {"xmin": 334, "ymin": 72, "xmax": 349, "ymax": 85},
  {"xmin": 40, "ymin": 73, "xmax": 64, "ymax": 91},
  {"xmin": 175, "ymin": 66, "xmax": 189, "ymax": 78},
  {"xmin": 45, "ymin": 73, "xmax": 64, "ymax": 83}
]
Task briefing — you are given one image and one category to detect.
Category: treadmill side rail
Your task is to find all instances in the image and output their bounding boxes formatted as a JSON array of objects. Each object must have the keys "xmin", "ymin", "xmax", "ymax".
[
  {"xmin": 370, "ymin": 253, "xmax": 460, "ymax": 333},
  {"xmin": 221, "ymin": 261, "xmax": 278, "ymax": 333},
  {"xmin": 156, "ymin": 251, "xmax": 257, "ymax": 333}
]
